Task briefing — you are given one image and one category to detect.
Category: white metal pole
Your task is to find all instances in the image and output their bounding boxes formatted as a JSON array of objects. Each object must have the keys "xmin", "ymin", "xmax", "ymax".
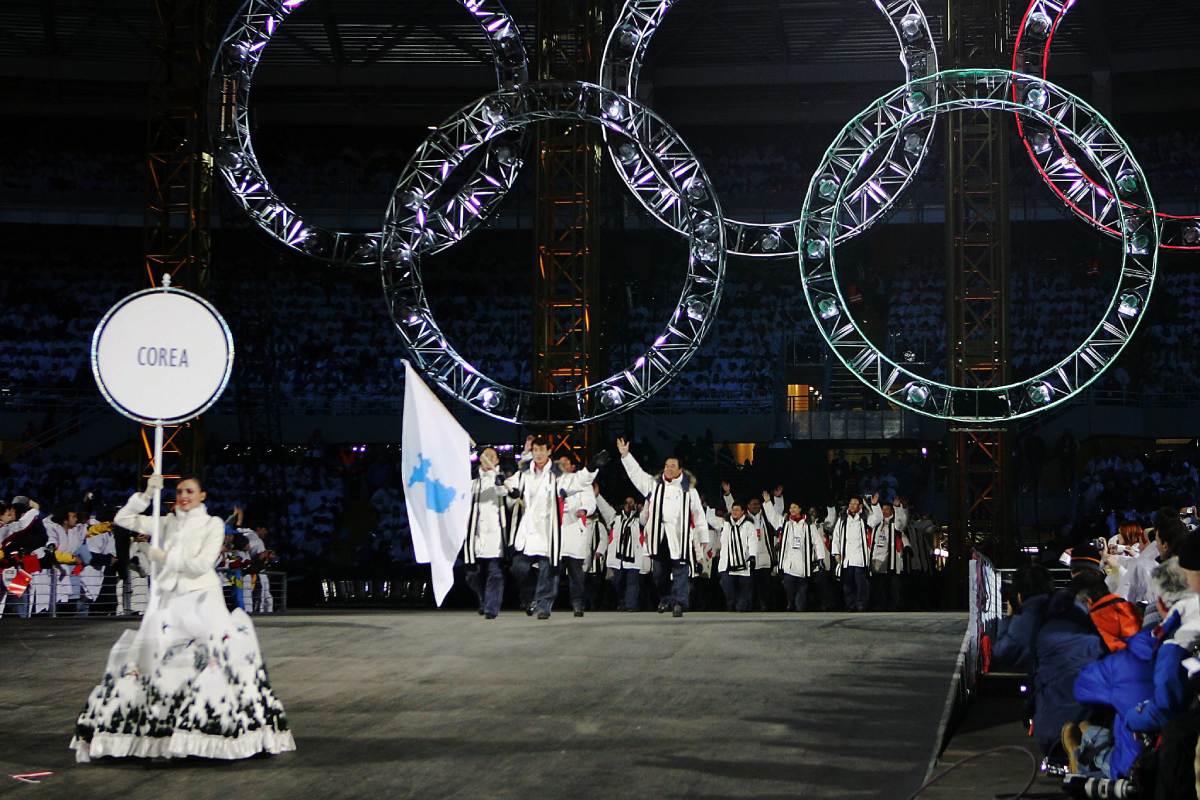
[
  {"xmin": 151, "ymin": 422, "xmax": 164, "ymax": 550},
  {"xmin": 149, "ymin": 422, "xmax": 164, "ymax": 609}
]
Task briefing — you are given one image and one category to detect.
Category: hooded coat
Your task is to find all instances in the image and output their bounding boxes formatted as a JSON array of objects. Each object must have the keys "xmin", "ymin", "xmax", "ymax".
[
  {"xmin": 1073, "ymin": 625, "xmax": 1159, "ymax": 778},
  {"xmin": 1030, "ymin": 589, "xmax": 1107, "ymax": 754}
]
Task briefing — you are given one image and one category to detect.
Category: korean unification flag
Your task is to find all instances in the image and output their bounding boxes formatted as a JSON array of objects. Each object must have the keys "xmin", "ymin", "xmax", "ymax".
[{"xmin": 401, "ymin": 361, "xmax": 472, "ymax": 606}]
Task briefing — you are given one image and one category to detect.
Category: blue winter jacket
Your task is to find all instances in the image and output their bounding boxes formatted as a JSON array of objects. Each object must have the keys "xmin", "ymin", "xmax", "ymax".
[
  {"xmin": 1073, "ymin": 626, "xmax": 1158, "ymax": 778},
  {"xmin": 1032, "ymin": 590, "xmax": 1108, "ymax": 754},
  {"xmin": 1125, "ymin": 609, "xmax": 1191, "ymax": 734},
  {"xmin": 993, "ymin": 593, "xmax": 1050, "ymax": 671}
]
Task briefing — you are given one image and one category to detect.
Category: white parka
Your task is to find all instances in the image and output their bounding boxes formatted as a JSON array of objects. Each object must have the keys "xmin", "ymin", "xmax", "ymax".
[
  {"xmin": 463, "ymin": 467, "xmax": 508, "ymax": 563},
  {"xmin": 831, "ymin": 510, "xmax": 871, "ymax": 574},
  {"xmin": 762, "ymin": 503, "xmax": 830, "ymax": 578},
  {"xmin": 870, "ymin": 513, "xmax": 910, "ymax": 575},
  {"xmin": 505, "ymin": 460, "xmax": 595, "ymax": 564},
  {"xmin": 608, "ymin": 508, "xmax": 648, "ymax": 573},
  {"xmin": 717, "ymin": 515, "xmax": 756, "ymax": 576},
  {"xmin": 620, "ymin": 453, "xmax": 707, "ymax": 561},
  {"xmin": 115, "ymin": 492, "xmax": 224, "ymax": 595},
  {"xmin": 560, "ymin": 482, "xmax": 598, "ymax": 561}
]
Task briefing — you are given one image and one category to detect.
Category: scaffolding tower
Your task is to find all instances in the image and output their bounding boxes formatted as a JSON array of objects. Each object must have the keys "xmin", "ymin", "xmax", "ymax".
[
  {"xmin": 945, "ymin": 0, "xmax": 1013, "ymax": 597},
  {"xmin": 140, "ymin": 0, "xmax": 217, "ymax": 483},
  {"xmin": 532, "ymin": 0, "xmax": 605, "ymax": 459}
]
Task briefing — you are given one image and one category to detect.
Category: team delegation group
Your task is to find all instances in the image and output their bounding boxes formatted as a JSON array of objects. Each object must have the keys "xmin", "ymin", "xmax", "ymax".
[{"xmin": 458, "ymin": 437, "xmax": 936, "ymax": 619}]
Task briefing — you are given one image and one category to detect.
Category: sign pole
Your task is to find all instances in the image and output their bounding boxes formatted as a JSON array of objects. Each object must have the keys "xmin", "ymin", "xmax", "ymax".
[{"xmin": 151, "ymin": 422, "xmax": 164, "ymax": 552}]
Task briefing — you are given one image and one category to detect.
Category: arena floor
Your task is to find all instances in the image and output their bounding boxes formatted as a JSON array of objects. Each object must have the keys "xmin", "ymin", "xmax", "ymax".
[{"xmin": 2, "ymin": 611, "xmax": 967, "ymax": 799}]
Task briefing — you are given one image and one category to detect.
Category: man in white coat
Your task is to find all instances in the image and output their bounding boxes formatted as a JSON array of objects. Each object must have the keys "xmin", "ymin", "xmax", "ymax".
[
  {"xmin": 505, "ymin": 437, "xmax": 600, "ymax": 620},
  {"xmin": 832, "ymin": 497, "xmax": 872, "ymax": 612},
  {"xmin": 717, "ymin": 501, "xmax": 756, "ymax": 612},
  {"xmin": 762, "ymin": 492, "xmax": 829, "ymax": 611},
  {"xmin": 870, "ymin": 502, "xmax": 909, "ymax": 611},
  {"xmin": 607, "ymin": 495, "xmax": 644, "ymax": 611},
  {"xmin": 616, "ymin": 437, "xmax": 707, "ymax": 618},
  {"xmin": 556, "ymin": 455, "xmax": 598, "ymax": 617},
  {"xmin": 463, "ymin": 447, "xmax": 509, "ymax": 619},
  {"xmin": 721, "ymin": 483, "xmax": 779, "ymax": 610}
]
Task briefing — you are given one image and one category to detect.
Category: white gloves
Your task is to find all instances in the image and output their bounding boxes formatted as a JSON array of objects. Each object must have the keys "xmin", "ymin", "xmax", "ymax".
[
  {"xmin": 141, "ymin": 474, "xmax": 164, "ymax": 502},
  {"xmin": 148, "ymin": 546, "xmax": 167, "ymax": 565}
]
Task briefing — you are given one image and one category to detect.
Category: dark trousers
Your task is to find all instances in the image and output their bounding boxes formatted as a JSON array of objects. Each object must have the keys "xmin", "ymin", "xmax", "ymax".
[
  {"xmin": 841, "ymin": 565, "xmax": 870, "ymax": 611},
  {"xmin": 782, "ymin": 575, "xmax": 812, "ymax": 611},
  {"xmin": 752, "ymin": 568, "xmax": 774, "ymax": 611},
  {"xmin": 560, "ymin": 557, "xmax": 586, "ymax": 612},
  {"xmin": 511, "ymin": 553, "xmax": 556, "ymax": 612},
  {"xmin": 1154, "ymin": 707, "xmax": 1200, "ymax": 799},
  {"xmin": 873, "ymin": 572, "xmax": 902, "ymax": 611},
  {"xmin": 611, "ymin": 568, "xmax": 640, "ymax": 610},
  {"xmin": 720, "ymin": 571, "xmax": 753, "ymax": 611},
  {"xmin": 652, "ymin": 554, "xmax": 690, "ymax": 609},
  {"xmin": 466, "ymin": 558, "xmax": 505, "ymax": 617}
]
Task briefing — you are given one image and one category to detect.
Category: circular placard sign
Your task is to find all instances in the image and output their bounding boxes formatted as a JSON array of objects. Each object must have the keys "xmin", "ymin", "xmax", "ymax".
[{"xmin": 91, "ymin": 287, "xmax": 235, "ymax": 425}]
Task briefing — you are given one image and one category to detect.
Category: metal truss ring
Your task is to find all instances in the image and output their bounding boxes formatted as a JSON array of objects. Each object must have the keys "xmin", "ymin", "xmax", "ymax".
[
  {"xmin": 381, "ymin": 81, "xmax": 726, "ymax": 425},
  {"xmin": 800, "ymin": 69, "xmax": 1158, "ymax": 422},
  {"xmin": 600, "ymin": 0, "xmax": 940, "ymax": 258},
  {"xmin": 209, "ymin": 0, "xmax": 530, "ymax": 268},
  {"xmin": 1013, "ymin": 0, "xmax": 1200, "ymax": 251}
]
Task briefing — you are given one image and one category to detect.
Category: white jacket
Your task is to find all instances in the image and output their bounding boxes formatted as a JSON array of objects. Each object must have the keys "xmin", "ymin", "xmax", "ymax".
[
  {"xmin": 621, "ymin": 453, "xmax": 707, "ymax": 561},
  {"xmin": 762, "ymin": 504, "xmax": 829, "ymax": 578},
  {"xmin": 560, "ymin": 483, "xmax": 598, "ymax": 560},
  {"xmin": 607, "ymin": 509, "xmax": 647, "ymax": 572},
  {"xmin": 870, "ymin": 515, "xmax": 910, "ymax": 574},
  {"xmin": 115, "ymin": 492, "xmax": 224, "ymax": 594},
  {"xmin": 463, "ymin": 467, "xmax": 507, "ymax": 563},
  {"xmin": 717, "ymin": 516, "xmax": 756, "ymax": 576},
  {"xmin": 831, "ymin": 511, "xmax": 871, "ymax": 573},
  {"xmin": 722, "ymin": 493, "xmax": 777, "ymax": 570},
  {"xmin": 506, "ymin": 461, "xmax": 595, "ymax": 563}
]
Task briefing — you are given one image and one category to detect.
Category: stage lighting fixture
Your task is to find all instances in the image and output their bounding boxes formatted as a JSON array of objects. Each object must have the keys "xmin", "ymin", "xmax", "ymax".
[
  {"xmin": 599, "ymin": 387, "xmax": 625, "ymax": 410},
  {"xmin": 476, "ymin": 388, "xmax": 503, "ymax": 411},
  {"xmin": 759, "ymin": 231, "xmax": 782, "ymax": 253},
  {"xmin": 1117, "ymin": 293, "xmax": 1142, "ymax": 318},
  {"xmin": 1115, "ymin": 169, "xmax": 1138, "ymax": 195},
  {"xmin": 818, "ymin": 298, "xmax": 839, "ymax": 320},
  {"xmin": 1026, "ymin": 11, "xmax": 1052, "ymax": 36},
  {"xmin": 1027, "ymin": 382, "xmax": 1052, "ymax": 405},
  {"xmin": 805, "ymin": 239, "xmax": 827, "ymax": 261},
  {"xmin": 905, "ymin": 383, "xmax": 930, "ymax": 406},
  {"xmin": 685, "ymin": 296, "xmax": 708, "ymax": 322},
  {"xmin": 1024, "ymin": 85, "xmax": 1047, "ymax": 110}
]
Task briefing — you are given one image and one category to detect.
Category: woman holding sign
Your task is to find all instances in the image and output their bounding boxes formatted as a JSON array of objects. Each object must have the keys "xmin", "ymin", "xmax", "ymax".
[{"xmin": 70, "ymin": 475, "xmax": 295, "ymax": 762}]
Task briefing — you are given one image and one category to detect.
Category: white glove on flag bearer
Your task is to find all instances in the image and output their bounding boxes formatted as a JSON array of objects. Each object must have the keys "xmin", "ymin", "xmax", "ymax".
[{"xmin": 401, "ymin": 361, "xmax": 472, "ymax": 607}]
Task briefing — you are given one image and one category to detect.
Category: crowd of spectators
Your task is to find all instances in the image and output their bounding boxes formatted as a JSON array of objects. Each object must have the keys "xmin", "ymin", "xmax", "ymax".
[{"xmin": 991, "ymin": 512, "xmax": 1200, "ymax": 796}]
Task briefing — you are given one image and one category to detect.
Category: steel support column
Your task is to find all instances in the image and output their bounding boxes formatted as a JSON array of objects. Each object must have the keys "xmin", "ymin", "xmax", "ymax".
[
  {"xmin": 141, "ymin": 0, "xmax": 216, "ymax": 484},
  {"xmin": 946, "ymin": 0, "xmax": 1012, "ymax": 599},
  {"xmin": 532, "ymin": 0, "xmax": 605, "ymax": 460}
]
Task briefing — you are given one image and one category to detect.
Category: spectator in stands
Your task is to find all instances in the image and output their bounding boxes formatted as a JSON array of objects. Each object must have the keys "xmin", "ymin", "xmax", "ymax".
[
  {"xmin": 1121, "ymin": 512, "xmax": 1188, "ymax": 612},
  {"xmin": 993, "ymin": 564, "xmax": 1056, "ymax": 671},
  {"xmin": 1030, "ymin": 585, "xmax": 1107, "ymax": 756},
  {"xmin": 1070, "ymin": 543, "xmax": 1142, "ymax": 652},
  {"xmin": 1067, "ymin": 558, "xmax": 1192, "ymax": 779},
  {"xmin": 1152, "ymin": 534, "xmax": 1200, "ymax": 799}
]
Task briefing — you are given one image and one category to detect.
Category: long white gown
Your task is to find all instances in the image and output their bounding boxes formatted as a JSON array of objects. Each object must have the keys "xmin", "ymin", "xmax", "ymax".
[{"xmin": 70, "ymin": 496, "xmax": 295, "ymax": 762}]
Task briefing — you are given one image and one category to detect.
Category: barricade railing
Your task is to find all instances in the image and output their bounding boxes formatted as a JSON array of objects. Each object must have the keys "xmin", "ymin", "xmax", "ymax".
[{"xmin": 0, "ymin": 568, "xmax": 287, "ymax": 619}]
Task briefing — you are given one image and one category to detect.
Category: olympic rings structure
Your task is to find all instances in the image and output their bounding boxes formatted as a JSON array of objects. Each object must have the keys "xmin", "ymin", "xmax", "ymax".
[
  {"xmin": 209, "ymin": 0, "xmax": 1179, "ymax": 426},
  {"xmin": 799, "ymin": 69, "xmax": 1158, "ymax": 422},
  {"xmin": 1012, "ymin": 0, "xmax": 1200, "ymax": 251},
  {"xmin": 380, "ymin": 82, "xmax": 725, "ymax": 425},
  {"xmin": 210, "ymin": 0, "xmax": 529, "ymax": 268},
  {"xmin": 599, "ymin": 0, "xmax": 940, "ymax": 259}
]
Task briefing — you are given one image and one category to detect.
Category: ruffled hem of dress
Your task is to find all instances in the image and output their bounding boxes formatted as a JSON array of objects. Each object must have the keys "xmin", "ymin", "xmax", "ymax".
[{"xmin": 71, "ymin": 728, "xmax": 296, "ymax": 763}]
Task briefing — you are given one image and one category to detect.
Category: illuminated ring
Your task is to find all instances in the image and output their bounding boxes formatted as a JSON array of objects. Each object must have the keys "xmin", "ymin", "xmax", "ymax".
[
  {"xmin": 600, "ymin": 0, "xmax": 939, "ymax": 258},
  {"xmin": 210, "ymin": 0, "xmax": 529, "ymax": 267},
  {"xmin": 800, "ymin": 69, "xmax": 1158, "ymax": 422},
  {"xmin": 381, "ymin": 82, "xmax": 726, "ymax": 425},
  {"xmin": 1013, "ymin": 1, "xmax": 1200, "ymax": 251}
]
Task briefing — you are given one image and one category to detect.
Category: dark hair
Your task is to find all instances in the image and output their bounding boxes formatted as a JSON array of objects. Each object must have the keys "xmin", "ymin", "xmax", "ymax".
[
  {"xmin": 731, "ymin": 502, "xmax": 744, "ymax": 510},
  {"xmin": 1011, "ymin": 564, "xmax": 1054, "ymax": 605},
  {"xmin": 176, "ymin": 474, "xmax": 205, "ymax": 492},
  {"xmin": 1070, "ymin": 569, "xmax": 1109, "ymax": 602},
  {"xmin": 1156, "ymin": 517, "xmax": 1188, "ymax": 556},
  {"xmin": 530, "ymin": 437, "xmax": 551, "ymax": 450}
]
